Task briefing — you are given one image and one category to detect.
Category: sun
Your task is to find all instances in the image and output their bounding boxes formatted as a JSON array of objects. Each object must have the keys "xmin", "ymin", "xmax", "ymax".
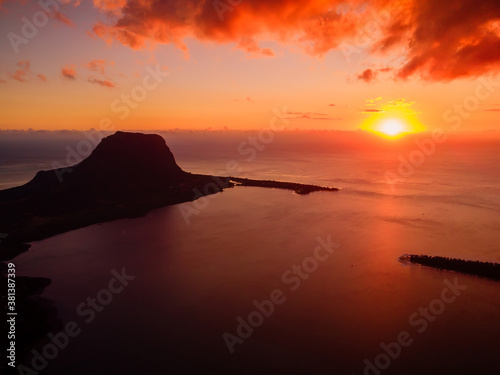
[
  {"xmin": 379, "ymin": 119, "xmax": 406, "ymax": 136},
  {"xmin": 360, "ymin": 98, "xmax": 426, "ymax": 138}
]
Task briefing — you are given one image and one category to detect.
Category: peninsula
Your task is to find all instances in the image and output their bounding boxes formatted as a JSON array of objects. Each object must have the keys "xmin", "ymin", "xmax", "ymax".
[
  {"xmin": 0, "ymin": 131, "xmax": 338, "ymax": 257},
  {"xmin": 400, "ymin": 254, "xmax": 500, "ymax": 281}
]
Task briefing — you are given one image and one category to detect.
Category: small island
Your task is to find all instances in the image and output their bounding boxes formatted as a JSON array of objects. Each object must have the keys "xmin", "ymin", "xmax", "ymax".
[{"xmin": 400, "ymin": 254, "xmax": 500, "ymax": 281}]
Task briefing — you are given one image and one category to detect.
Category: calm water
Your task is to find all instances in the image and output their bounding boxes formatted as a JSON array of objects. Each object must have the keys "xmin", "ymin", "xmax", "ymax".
[{"xmin": 3, "ymin": 133, "xmax": 500, "ymax": 374}]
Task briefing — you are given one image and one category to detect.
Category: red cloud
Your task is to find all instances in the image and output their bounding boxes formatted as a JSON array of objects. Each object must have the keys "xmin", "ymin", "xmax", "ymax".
[
  {"xmin": 11, "ymin": 60, "xmax": 30, "ymax": 82},
  {"xmin": 236, "ymin": 38, "xmax": 274, "ymax": 57},
  {"xmin": 9, "ymin": 61, "xmax": 48, "ymax": 83},
  {"xmin": 84, "ymin": 59, "xmax": 114, "ymax": 75},
  {"xmin": 62, "ymin": 65, "xmax": 77, "ymax": 80},
  {"xmin": 90, "ymin": 0, "xmax": 500, "ymax": 81},
  {"xmin": 375, "ymin": 0, "xmax": 500, "ymax": 81},
  {"xmin": 53, "ymin": 11, "xmax": 75, "ymax": 26},
  {"xmin": 358, "ymin": 69, "xmax": 376, "ymax": 83},
  {"xmin": 90, "ymin": 1, "xmax": 366, "ymax": 56},
  {"xmin": 88, "ymin": 76, "xmax": 117, "ymax": 88},
  {"xmin": 93, "ymin": 0, "xmax": 126, "ymax": 15}
]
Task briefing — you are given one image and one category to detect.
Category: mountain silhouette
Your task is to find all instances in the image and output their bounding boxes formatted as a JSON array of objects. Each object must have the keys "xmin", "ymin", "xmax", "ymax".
[
  {"xmin": 0, "ymin": 131, "xmax": 229, "ymax": 244},
  {"xmin": 7, "ymin": 131, "xmax": 187, "ymax": 198},
  {"xmin": 0, "ymin": 131, "xmax": 337, "ymax": 250}
]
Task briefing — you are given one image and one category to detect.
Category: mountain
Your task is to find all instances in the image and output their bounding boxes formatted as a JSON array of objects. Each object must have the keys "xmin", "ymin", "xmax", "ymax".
[
  {"xmin": 3, "ymin": 131, "xmax": 187, "ymax": 199},
  {"xmin": 0, "ymin": 131, "xmax": 230, "ymax": 244},
  {"xmin": 0, "ymin": 131, "xmax": 337, "ymax": 252}
]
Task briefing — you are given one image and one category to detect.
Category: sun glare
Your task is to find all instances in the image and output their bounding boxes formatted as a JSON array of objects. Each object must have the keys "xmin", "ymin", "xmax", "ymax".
[
  {"xmin": 360, "ymin": 98, "xmax": 426, "ymax": 138},
  {"xmin": 379, "ymin": 119, "xmax": 405, "ymax": 136}
]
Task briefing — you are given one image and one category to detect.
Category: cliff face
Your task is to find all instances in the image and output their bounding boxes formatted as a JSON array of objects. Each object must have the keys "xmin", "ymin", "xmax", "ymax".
[{"xmin": 0, "ymin": 132, "xmax": 229, "ymax": 243}]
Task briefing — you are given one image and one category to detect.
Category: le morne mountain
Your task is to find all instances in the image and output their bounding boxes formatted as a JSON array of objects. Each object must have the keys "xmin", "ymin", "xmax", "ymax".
[{"xmin": 0, "ymin": 131, "xmax": 337, "ymax": 254}]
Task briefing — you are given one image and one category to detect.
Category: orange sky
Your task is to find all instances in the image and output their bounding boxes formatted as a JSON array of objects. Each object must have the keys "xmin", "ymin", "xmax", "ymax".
[{"xmin": 0, "ymin": 0, "xmax": 499, "ymax": 132}]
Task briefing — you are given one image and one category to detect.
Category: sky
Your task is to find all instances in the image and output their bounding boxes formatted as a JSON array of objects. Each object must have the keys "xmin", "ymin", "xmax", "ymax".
[{"xmin": 0, "ymin": 0, "xmax": 499, "ymax": 132}]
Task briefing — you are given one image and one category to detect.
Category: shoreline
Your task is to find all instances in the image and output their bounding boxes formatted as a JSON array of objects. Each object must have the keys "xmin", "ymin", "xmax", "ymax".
[
  {"xmin": 0, "ymin": 176, "xmax": 338, "ymax": 261},
  {"xmin": 400, "ymin": 254, "xmax": 500, "ymax": 281},
  {"xmin": 230, "ymin": 177, "xmax": 339, "ymax": 194}
]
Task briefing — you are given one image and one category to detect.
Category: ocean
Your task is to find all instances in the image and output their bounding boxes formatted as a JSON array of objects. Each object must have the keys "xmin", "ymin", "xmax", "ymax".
[{"xmin": 1, "ymin": 131, "xmax": 500, "ymax": 374}]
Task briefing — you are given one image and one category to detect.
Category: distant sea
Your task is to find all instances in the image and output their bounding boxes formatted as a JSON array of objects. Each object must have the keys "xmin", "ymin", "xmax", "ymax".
[{"xmin": 2, "ymin": 131, "xmax": 500, "ymax": 374}]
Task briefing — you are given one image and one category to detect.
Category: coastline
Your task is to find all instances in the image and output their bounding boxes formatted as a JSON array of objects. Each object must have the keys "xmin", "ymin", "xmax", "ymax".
[
  {"xmin": 400, "ymin": 254, "xmax": 500, "ymax": 281},
  {"xmin": 0, "ymin": 175, "xmax": 337, "ymax": 260}
]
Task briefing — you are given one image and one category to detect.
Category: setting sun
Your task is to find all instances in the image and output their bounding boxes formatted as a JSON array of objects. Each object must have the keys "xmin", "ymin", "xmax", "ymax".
[
  {"xmin": 360, "ymin": 98, "xmax": 427, "ymax": 137},
  {"xmin": 379, "ymin": 119, "xmax": 406, "ymax": 136}
]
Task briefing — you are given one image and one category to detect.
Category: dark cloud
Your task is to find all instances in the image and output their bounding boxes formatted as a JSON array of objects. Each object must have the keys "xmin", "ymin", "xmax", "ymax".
[
  {"xmin": 358, "ymin": 68, "xmax": 376, "ymax": 82},
  {"xmin": 89, "ymin": 0, "xmax": 500, "ymax": 81}
]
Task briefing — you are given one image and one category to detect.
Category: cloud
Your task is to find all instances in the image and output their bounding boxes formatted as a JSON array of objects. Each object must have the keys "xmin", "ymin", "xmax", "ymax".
[
  {"xmin": 361, "ymin": 97, "xmax": 420, "ymax": 116},
  {"xmin": 83, "ymin": 59, "xmax": 114, "ymax": 75},
  {"xmin": 11, "ymin": 60, "xmax": 30, "ymax": 82},
  {"xmin": 90, "ymin": 0, "xmax": 364, "ymax": 55},
  {"xmin": 386, "ymin": 98, "xmax": 419, "ymax": 114},
  {"xmin": 328, "ymin": 103, "xmax": 336, "ymax": 107},
  {"xmin": 362, "ymin": 108, "xmax": 384, "ymax": 113},
  {"xmin": 383, "ymin": 1, "xmax": 500, "ymax": 81},
  {"xmin": 93, "ymin": 0, "xmax": 126, "ymax": 15},
  {"xmin": 284, "ymin": 111, "xmax": 338, "ymax": 120},
  {"xmin": 62, "ymin": 65, "xmax": 77, "ymax": 80},
  {"xmin": 88, "ymin": 76, "xmax": 117, "ymax": 88},
  {"xmin": 378, "ymin": 67, "xmax": 393, "ymax": 73},
  {"xmin": 9, "ymin": 60, "xmax": 47, "ymax": 83},
  {"xmin": 366, "ymin": 97, "xmax": 382, "ymax": 104},
  {"xmin": 356, "ymin": 67, "xmax": 394, "ymax": 82},
  {"xmin": 235, "ymin": 38, "xmax": 274, "ymax": 57},
  {"xmin": 358, "ymin": 69, "xmax": 377, "ymax": 83},
  {"xmin": 53, "ymin": 11, "xmax": 75, "ymax": 27},
  {"xmin": 0, "ymin": 78, "xmax": 6, "ymax": 84},
  {"xmin": 484, "ymin": 109, "xmax": 500, "ymax": 112},
  {"xmin": 89, "ymin": 0, "xmax": 500, "ymax": 81}
]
